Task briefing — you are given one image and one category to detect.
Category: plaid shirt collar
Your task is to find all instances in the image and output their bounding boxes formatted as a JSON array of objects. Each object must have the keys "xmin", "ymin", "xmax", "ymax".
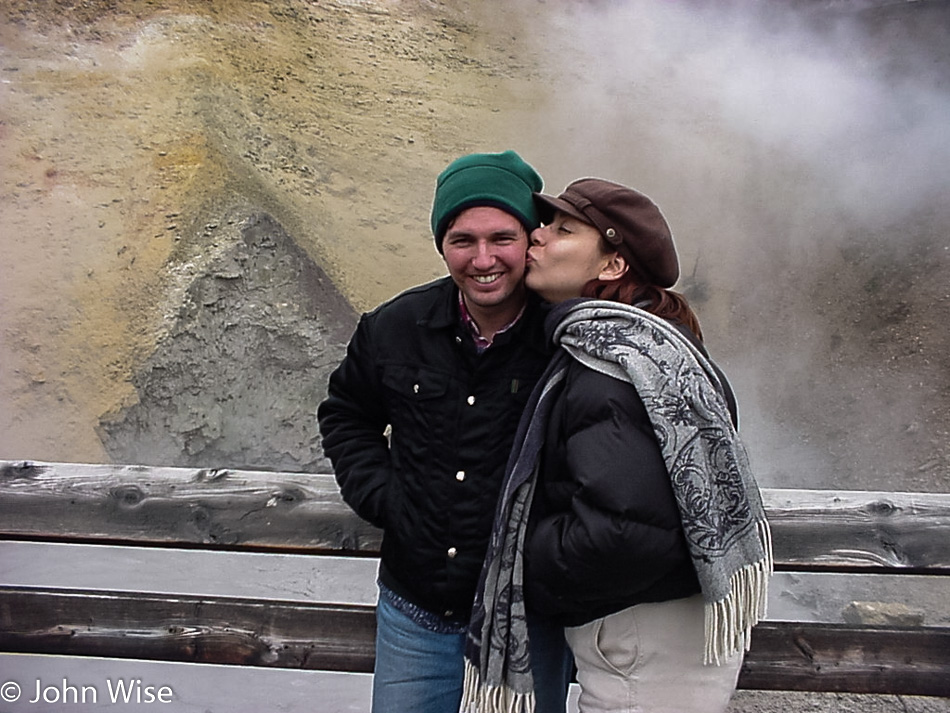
[{"xmin": 458, "ymin": 291, "xmax": 525, "ymax": 353}]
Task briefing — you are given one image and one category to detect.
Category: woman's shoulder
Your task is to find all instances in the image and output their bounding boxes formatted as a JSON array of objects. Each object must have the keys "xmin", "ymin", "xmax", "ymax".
[{"xmin": 561, "ymin": 359, "xmax": 649, "ymax": 423}]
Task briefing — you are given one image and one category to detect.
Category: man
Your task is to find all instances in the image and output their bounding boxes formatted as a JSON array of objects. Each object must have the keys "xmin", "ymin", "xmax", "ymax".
[{"xmin": 318, "ymin": 151, "xmax": 571, "ymax": 713}]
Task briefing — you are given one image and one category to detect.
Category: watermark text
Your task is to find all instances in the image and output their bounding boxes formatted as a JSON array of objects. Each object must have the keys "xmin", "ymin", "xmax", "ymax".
[{"xmin": 1, "ymin": 677, "xmax": 174, "ymax": 705}]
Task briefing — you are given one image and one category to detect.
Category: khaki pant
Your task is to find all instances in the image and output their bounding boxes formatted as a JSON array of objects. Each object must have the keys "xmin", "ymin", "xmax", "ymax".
[{"xmin": 564, "ymin": 595, "xmax": 742, "ymax": 713}]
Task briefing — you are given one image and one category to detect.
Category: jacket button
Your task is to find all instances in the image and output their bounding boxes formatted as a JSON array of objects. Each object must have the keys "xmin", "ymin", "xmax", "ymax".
[
  {"xmin": 455, "ymin": 470, "xmax": 466, "ymax": 482},
  {"xmin": 466, "ymin": 395, "xmax": 476, "ymax": 405},
  {"xmin": 413, "ymin": 384, "xmax": 420, "ymax": 394},
  {"xmin": 447, "ymin": 547, "xmax": 458, "ymax": 558}
]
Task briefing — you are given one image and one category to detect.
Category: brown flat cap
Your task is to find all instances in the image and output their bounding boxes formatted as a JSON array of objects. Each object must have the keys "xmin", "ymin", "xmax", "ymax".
[{"xmin": 533, "ymin": 178, "xmax": 679, "ymax": 287}]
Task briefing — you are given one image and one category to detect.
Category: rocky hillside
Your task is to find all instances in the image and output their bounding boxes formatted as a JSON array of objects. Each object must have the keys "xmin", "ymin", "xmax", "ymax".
[{"xmin": 3, "ymin": 0, "xmax": 947, "ymax": 487}]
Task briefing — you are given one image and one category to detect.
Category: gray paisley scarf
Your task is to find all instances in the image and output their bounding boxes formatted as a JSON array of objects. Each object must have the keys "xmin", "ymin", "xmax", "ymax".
[{"xmin": 461, "ymin": 300, "xmax": 772, "ymax": 713}]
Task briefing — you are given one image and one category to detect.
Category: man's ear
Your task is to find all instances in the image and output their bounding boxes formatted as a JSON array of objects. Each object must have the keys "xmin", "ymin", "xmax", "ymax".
[{"xmin": 599, "ymin": 252, "xmax": 629, "ymax": 282}]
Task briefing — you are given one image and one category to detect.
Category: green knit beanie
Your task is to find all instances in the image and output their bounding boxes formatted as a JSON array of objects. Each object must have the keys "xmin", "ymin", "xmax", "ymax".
[{"xmin": 430, "ymin": 150, "xmax": 543, "ymax": 253}]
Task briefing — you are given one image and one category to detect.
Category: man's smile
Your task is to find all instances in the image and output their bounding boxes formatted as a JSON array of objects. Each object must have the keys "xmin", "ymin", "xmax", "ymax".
[{"xmin": 472, "ymin": 273, "xmax": 502, "ymax": 284}]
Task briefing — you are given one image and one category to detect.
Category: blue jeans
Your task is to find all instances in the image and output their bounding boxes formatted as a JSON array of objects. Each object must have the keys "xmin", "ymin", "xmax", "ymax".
[{"xmin": 372, "ymin": 594, "xmax": 573, "ymax": 713}]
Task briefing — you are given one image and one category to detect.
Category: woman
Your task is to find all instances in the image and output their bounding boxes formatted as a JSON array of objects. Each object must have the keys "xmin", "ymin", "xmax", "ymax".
[{"xmin": 462, "ymin": 179, "xmax": 772, "ymax": 713}]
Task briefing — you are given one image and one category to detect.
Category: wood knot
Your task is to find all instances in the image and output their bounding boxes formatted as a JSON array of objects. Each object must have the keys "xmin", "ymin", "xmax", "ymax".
[
  {"xmin": 111, "ymin": 484, "xmax": 145, "ymax": 507},
  {"xmin": 195, "ymin": 468, "xmax": 230, "ymax": 482},
  {"xmin": 0, "ymin": 461, "xmax": 43, "ymax": 479},
  {"xmin": 793, "ymin": 635, "xmax": 818, "ymax": 669},
  {"xmin": 867, "ymin": 500, "xmax": 899, "ymax": 516},
  {"xmin": 266, "ymin": 487, "xmax": 306, "ymax": 507}
]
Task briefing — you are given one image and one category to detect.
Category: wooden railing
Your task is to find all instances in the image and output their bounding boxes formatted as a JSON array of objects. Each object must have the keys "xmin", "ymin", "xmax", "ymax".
[{"xmin": 1, "ymin": 460, "xmax": 948, "ymax": 697}]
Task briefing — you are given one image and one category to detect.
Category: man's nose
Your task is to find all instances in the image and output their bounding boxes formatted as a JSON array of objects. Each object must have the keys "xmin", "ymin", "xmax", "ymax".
[{"xmin": 472, "ymin": 242, "xmax": 495, "ymax": 268}]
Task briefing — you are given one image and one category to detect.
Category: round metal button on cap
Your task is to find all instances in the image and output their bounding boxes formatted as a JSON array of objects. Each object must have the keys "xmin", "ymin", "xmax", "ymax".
[
  {"xmin": 447, "ymin": 547, "xmax": 457, "ymax": 558},
  {"xmin": 455, "ymin": 470, "xmax": 465, "ymax": 482},
  {"xmin": 467, "ymin": 395, "xmax": 476, "ymax": 405}
]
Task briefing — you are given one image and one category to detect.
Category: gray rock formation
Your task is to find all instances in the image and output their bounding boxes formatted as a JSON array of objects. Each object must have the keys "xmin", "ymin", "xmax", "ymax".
[{"xmin": 98, "ymin": 211, "xmax": 357, "ymax": 472}]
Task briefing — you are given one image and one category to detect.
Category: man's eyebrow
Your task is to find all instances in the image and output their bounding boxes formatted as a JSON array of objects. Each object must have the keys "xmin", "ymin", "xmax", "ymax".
[
  {"xmin": 445, "ymin": 228, "xmax": 522, "ymax": 239},
  {"xmin": 491, "ymin": 230, "xmax": 526, "ymax": 240},
  {"xmin": 445, "ymin": 228, "xmax": 521, "ymax": 238},
  {"xmin": 489, "ymin": 226, "xmax": 526, "ymax": 237}
]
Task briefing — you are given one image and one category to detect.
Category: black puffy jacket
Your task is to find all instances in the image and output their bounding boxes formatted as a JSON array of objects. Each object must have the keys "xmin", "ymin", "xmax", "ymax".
[
  {"xmin": 525, "ymin": 330, "xmax": 737, "ymax": 627},
  {"xmin": 318, "ymin": 277, "xmax": 550, "ymax": 622}
]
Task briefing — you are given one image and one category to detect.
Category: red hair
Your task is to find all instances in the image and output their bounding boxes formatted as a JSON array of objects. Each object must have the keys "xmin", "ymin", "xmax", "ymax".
[{"xmin": 582, "ymin": 271, "xmax": 704, "ymax": 343}]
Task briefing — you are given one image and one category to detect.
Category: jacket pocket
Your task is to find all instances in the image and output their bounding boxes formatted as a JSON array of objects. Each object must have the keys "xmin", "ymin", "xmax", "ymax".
[
  {"xmin": 381, "ymin": 365, "xmax": 449, "ymax": 402},
  {"xmin": 380, "ymin": 365, "xmax": 450, "ymax": 446}
]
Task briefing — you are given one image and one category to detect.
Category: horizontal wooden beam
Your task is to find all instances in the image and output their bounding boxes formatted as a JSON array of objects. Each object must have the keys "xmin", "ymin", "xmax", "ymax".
[
  {"xmin": 0, "ymin": 460, "xmax": 381, "ymax": 554},
  {"xmin": 0, "ymin": 586, "xmax": 376, "ymax": 673},
  {"xmin": 1, "ymin": 586, "xmax": 948, "ymax": 696},
  {"xmin": 2, "ymin": 461, "xmax": 949, "ymax": 573},
  {"xmin": 764, "ymin": 488, "xmax": 950, "ymax": 574},
  {"xmin": 740, "ymin": 621, "xmax": 950, "ymax": 697}
]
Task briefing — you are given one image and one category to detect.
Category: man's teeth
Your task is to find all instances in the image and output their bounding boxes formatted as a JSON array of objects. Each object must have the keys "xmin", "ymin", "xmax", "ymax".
[{"xmin": 473, "ymin": 274, "xmax": 500, "ymax": 284}]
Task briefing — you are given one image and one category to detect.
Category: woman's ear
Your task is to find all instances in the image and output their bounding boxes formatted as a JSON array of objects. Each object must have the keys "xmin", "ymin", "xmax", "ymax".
[{"xmin": 599, "ymin": 252, "xmax": 629, "ymax": 282}]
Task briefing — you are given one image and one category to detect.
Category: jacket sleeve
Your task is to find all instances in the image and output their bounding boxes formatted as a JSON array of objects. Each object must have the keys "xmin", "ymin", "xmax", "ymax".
[
  {"xmin": 526, "ymin": 372, "xmax": 693, "ymax": 615},
  {"xmin": 317, "ymin": 314, "xmax": 393, "ymax": 529}
]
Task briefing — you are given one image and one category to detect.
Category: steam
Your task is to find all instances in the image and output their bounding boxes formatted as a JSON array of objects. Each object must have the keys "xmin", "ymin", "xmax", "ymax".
[
  {"xmin": 517, "ymin": 1, "xmax": 950, "ymax": 221},
  {"xmin": 488, "ymin": 0, "xmax": 950, "ymax": 487}
]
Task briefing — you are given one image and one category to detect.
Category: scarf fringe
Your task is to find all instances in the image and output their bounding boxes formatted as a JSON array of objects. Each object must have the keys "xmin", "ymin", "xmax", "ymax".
[
  {"xmin": 704, "ymin": 518, "xmax": 774, "ymax": 665},
  {"xmin": 461, "ymin": 660, "xmax": 536, "ymax": 713}
]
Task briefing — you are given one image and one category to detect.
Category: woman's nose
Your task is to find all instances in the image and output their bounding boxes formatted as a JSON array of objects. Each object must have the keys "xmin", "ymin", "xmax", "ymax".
[{"xmin": 529, "ymin": 227, "xmax": 545, "ymax": 245}]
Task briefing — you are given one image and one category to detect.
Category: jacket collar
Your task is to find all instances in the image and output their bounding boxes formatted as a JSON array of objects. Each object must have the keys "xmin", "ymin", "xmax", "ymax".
[
  {"xmin": 419, "ymin": 277, "xmax": 460, "ymax": 331},
  {"xmin": 419, "ymin": 277, "xmax": 551, "ymax": 356}
]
